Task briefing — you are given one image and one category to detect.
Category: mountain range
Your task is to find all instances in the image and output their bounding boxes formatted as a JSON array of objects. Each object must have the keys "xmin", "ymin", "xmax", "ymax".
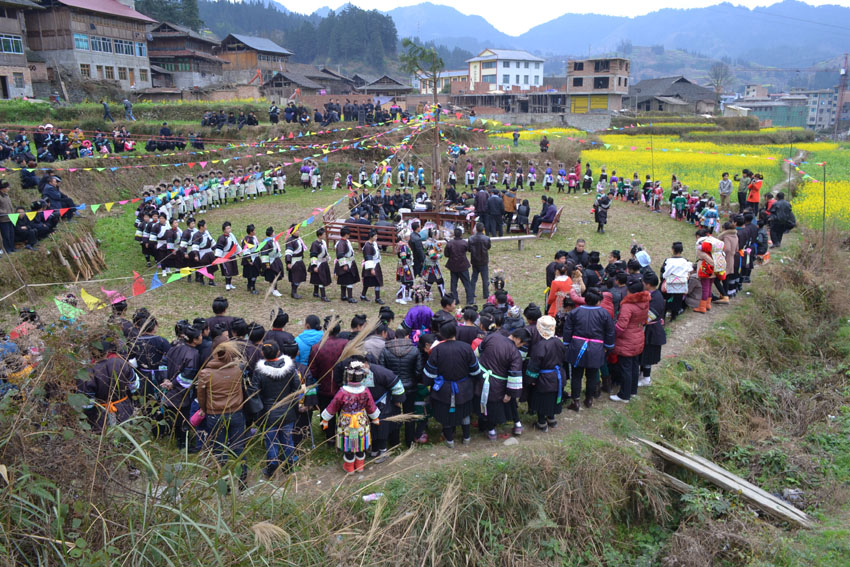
[{"xmin": 386, "ymin": 0, "xmax": 848, "ymax": 68}]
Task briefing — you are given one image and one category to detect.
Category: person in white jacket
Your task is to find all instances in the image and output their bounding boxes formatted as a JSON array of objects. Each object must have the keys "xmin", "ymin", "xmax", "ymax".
[{"xmin": 660, "ymin": 241, "xmax": 693, "ymax": 321}]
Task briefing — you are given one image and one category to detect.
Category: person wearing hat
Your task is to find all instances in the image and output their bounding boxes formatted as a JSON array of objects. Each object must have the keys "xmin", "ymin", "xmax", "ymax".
[
  {"xmin": 611, "ymin": 279, "xmax": 650, "ymax": 403},
  {"xmin": 321, "ymin": 359, "xmax": 381, "ymax": 473},
  {"xmin": 526, "ymin": 315, "xmax": 566, "ymax": 431},
  {"xmin": 335, "ymin": 227, "xmax": 360, "ymax": 303},
  {"xmin": 253, "ymin": 340, "xmax": 301, "ymax": 478}
]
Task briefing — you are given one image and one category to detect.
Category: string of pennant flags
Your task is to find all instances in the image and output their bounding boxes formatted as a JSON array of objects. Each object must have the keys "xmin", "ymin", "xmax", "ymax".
[
  {"xmin": 25, "ymin": 124, "xmax": 433, "ymax": 310},
  {"xmin": 0, "ymin": 122, "xmax": 418, "ymax": 174},
  {"xmin": 5, "ymin": 122, "xmax": 431, "ymax": 223}
]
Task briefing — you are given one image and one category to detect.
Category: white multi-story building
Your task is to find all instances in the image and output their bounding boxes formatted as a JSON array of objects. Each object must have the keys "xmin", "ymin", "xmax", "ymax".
[{"xmin": 466, "ymin": 48, "xmax": 544, "ymax": 92}]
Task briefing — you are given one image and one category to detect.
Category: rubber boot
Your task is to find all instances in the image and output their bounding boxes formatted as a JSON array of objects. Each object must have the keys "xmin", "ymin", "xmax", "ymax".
[
  {"xmin": 342, "ymin": 456, "xmax": 355, "ymax": 474},
  {"xmin": 706, "ymin": 297, "xmax": 712, "ymax": 311},
  {"xmin": 291, "ymin": 284, "xmax": 301, "ymax": 300},
  {"xmin": 354, "ymin": 456, "xmax": 365, "ymax": 472},
  {"xmin": 320, "ymin": 287, "xmax": 330, "ymax": 302},
  {"xmin": 693, "ymin": 299, "xmax": 708, "ymax": 314}
]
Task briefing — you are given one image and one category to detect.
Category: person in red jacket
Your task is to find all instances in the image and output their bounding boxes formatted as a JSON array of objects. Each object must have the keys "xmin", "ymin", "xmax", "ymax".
[{"xmin": 610, "ymin": 279, "xmax": 650, "ymax": 403}]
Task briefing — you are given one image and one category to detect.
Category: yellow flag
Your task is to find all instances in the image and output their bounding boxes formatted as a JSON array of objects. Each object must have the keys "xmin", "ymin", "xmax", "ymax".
[
  {"xmin": 80, "ymin": 287, "xmax": 105, "ymax": 310},
  {"xmin": 26, "ymin": 211, "xmax": 37, "ymax": 221},
  {"xmin": 105, "ymin": 202, "xmax": 114, "ymax": 212}
]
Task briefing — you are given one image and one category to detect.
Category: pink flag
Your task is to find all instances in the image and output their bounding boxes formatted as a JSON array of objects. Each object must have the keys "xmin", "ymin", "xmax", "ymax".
[
  {"xmin": 43, "ymin": 210, "xmax": 53, "ymax": 220},
  {"xmin": 198, "ymin": 267, "xmax": 214, "ymax": 280}
]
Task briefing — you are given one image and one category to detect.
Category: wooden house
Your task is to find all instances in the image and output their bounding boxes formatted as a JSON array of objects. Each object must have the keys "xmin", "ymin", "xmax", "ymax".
[
  {"xmin": 216, "ymin": 33, "xmax": 292, "ymax": 84},
  {"xmin": 0, "ymin": 0, "xmax": 41, "ymax": 98},
  {"xmin": 147, "ymin": 21, "xmax": 227, "ymax": 89}
]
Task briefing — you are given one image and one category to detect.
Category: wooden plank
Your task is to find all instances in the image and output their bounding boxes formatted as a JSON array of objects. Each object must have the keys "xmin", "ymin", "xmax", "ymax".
[
  {"xmin": 635, "ymin": 437, "xmax": 815, "ymax": 529},
  {"xmin": 657, "ymin": 440, "xmax": 814, "ymax": 524}
]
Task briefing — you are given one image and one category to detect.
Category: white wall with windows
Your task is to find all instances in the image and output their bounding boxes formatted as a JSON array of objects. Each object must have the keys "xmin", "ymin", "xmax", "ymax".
[{"xmin": 496, "ymin": 59, "xmax": 543, "ymax": 90}]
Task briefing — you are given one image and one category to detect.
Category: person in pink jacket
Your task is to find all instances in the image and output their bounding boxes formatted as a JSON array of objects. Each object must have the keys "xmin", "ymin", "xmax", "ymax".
[{"xmin": 610, "ymin": 279, "xmax": 650, "ymax": 403}]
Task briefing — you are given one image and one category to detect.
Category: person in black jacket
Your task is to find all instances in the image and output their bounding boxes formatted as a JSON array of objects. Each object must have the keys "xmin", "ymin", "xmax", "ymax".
[
  {"xmin": 638, "ymin": 273, "xmax": 666, "ymax": 388},
  {"xmin": 20, "ymin": 161, "xmax": 38, "ymax": 188},
  {"xmin": 485, "ymin": 188, "xmax": 505, "ymax": 236},
  {"xmin": 253, "ymin": 342, "xmax": 302, "ymax": 478},
  {"xmin": 409, "ymin": 221, "xmax": 426, "ymax": 276},
  {"xmin": 562, "ymin": 288, "xmax": 615, "ymax": 411},
  {"xmin": 468, "ymin": 222, "xmax": 491, "ymax": 304},
  {"xmin": 567, "ymin": 239, "xmax": 589, "ymax": 267},
  {"xmin": 444, "ymin": 227, "xmax": 473, "ymax": 306},
  {"xmin": 379, "ymin": 334, "xmax": 422, "ymax": 447},
  {"xmin": 78, "ymin": 340, "xmax": 138, "ymax": 430},
  {"xmin": 162, "ymin": 324, "xmax": 202, "ymax": 449}
]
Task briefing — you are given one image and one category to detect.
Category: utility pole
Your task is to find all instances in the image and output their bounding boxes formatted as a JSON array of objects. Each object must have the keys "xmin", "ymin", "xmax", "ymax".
[{"xmin": 834, "ymin": 53, "xmax": 848, "ymax": 142}]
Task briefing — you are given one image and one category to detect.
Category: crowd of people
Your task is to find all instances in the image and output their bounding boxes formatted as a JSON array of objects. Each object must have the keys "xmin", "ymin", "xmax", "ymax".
[{"xmin": 27, "ymin": 216, "xmax": 779, "ymax": 482}]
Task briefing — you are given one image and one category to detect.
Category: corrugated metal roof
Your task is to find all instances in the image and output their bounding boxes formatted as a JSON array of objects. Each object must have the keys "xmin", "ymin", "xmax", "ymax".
[
  {"xmin": 224, "ymin": 34, "xmax": 293, "ymax": 56},
  {"xmin": 55, "ymin": 0, "xmax": 156, "ymax": 23},
  {"xmin": 150, "ymin": 22, "xmax": 220, "ymax": 45},
  {"xmin": 264, "ymin": 71, "xmax": 323, "ymax": 90},
  {"xmin": 149, "ymin": 49, "xmax": 228, "ymax": 63},
  {"xmin": 0, "ymin": 0, "xmax": 41, "ymax": 9},
  {"xmin": 466, "ymin": 49, "xmax": 545, "ymax": 63}
]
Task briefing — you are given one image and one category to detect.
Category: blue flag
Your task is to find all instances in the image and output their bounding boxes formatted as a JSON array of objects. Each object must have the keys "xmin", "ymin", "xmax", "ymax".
[{"xmin": 149, "ymin": 272, "xmax": 163, "ymax": 290}]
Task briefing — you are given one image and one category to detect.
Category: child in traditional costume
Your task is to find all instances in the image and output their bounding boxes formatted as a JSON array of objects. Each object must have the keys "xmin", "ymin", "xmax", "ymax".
[
  {"xmin": 396, "ymin": 229, "xmax": 415, "ymax": 304},
  {"xmin": 320, "ymin": 360, "xmax": 380, "ymax": 473}
]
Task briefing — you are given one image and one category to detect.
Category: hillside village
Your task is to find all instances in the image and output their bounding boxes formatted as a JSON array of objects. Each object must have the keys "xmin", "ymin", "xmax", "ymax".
[{"xmin": 0, "ymin": 0, "xmax": 846, "ymax": 134}]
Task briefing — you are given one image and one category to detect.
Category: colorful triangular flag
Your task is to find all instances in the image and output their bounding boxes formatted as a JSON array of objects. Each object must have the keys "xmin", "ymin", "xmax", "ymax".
[
  {"xmin": 80, "ymin": 287, "xmax": 105, "ymax": 310},
  {"xmin": 149, "ymin": 272, "xmax": 163, "ymax": 290},
  {"xmin": 132, "ymin": 271, "xmax": 146, "ymax": 296}
]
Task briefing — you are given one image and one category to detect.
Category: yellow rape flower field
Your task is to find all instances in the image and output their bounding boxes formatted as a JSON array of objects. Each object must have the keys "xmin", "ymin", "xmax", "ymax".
[
  {"xmin": 490, "ymin": 127, "xmax": 587, "ymax": 140},
  {"xmin": 794, "ymin": 180, "xmax": 850, "ymax": 229}
]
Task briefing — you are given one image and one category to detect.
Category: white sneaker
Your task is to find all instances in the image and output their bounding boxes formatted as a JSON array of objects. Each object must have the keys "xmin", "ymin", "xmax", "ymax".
[
  {"xmin": 609, "ymin": 394, "xmax": 629, "ymax": 404},
  {"xmin": 271, "ymin": 289, "xmax": 282, "ymax": 297},
  {"xmin": 225, "ymin": 284, "xmax": 232, "ymax": 291},
  {"xmin": 637, "ymin": 377, "xmax": 651, "ymax": 387}
]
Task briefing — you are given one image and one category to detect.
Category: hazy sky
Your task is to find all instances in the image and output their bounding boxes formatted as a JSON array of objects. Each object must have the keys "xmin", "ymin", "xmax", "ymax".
[{"xmin": 282, "ymin": 0, "xmax": 850, "ymax": 36}]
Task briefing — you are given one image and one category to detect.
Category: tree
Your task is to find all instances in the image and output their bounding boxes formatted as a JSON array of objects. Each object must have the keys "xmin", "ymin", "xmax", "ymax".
[
  {"xmin": 706, "ymin": 62, "xmax": 734, "ymax": 110},
  {"xmin": 399, "ymin": 39, "xmax": 445, "ymax": 189},
  {"xmin": 181, "ymin": 0, "xmax": 202, "ymax": 31}
]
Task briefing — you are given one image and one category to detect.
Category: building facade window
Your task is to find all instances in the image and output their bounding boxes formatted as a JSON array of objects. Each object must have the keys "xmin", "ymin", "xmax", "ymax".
[
  {"xmin": 534, "ymin": 75, "xmax": 539, "ymax": 85},
  {"xmin": 515, "ymin": 74, "xmax": 519, "ymax": 83},
  {"xmin": 0, "ymin": 34, "xmax": 23, "ymax": 54},
  {"xmin": 573, "ymin": 62, "xmax": 584, "ymax": 71},
  {"xmin": 593, "ymin": 77, "xmax": 609, "ymax": 89},
  {"xmin": 13, "ymin": 72, "xmax": 23, "ymax": 88},
  {"xmin": 515, "ymin": 62, "xmax": 520, "ymax": 68},
  {"xmin": 79, "ymin": 63, "xmax": 90, "ymax": 78},
  {"xmin": 139, "ymin": 68, "xmax": 149, "ymax": 82},
  {"xmin": 502, "ymin": 61, "xmax": 509, "ymax": 68},
  {"xmin": 523, "ymin": 75, "xmax": 528, "ymax": 84},
  {"xmin": 91, "ymin": 36, "xmax": 112, "ymax": 53},
  {"xmin": 482, "ymin": 74, "xmax": 496, "ymax": 83},
  {"xmin": 482, "ymin": 61, "xmax": 496, "ymax": 69},
  {"xmin": 524, "ymin": 62, "xmax": 529, "ymax": 68},
  {"xmin": 96, "ymin": 65, "xmax": 103, "ymax": 78},
  {"xmin": 118, "ymin": 67, "xmax": 127, "ymax": 80},
  {"xmin": 136, "ymin": 42, "xmax": 147, "ymax": 57},
  {"xmin": 572, "ymin": 77, "xmax": 583, "ymax": 87},
  {"xmin": 114, "ymin": 39, "xmax": 134, "ymax": 56},
  {"xmin": 535, "ymin": 62, "xmax": 540, "ymax": 69},
  {"xmin": 503, "ymin": 74, "xmax": 510, "ymax": 84},
  {"xmin": 73, "ymin": 33, "xmax": 89, "ymax": 50},
  {"xmin": 104, "ymin": 66, "xmax": 115, "ymax": 80}
]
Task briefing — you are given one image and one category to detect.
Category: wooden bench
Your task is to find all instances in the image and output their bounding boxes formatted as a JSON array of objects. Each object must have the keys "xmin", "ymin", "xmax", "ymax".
[
  {"xmin": 490, "ymin": 234, "xmax": 537, "ymax": 250},
  {"xmin": 324, "ymin": 221, "xmax": 398, "ymax": 252},
  {"xmin": 536, "ymin": 206, "xmax": 564, "ymax": 239},
  {"xmin": 400, "ymin": 210, "xmax": 476, "ymax": 234}
]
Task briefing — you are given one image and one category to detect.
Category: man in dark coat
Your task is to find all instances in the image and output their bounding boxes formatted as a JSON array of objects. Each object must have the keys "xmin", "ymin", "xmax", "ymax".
[
  {"xmin": 444, "ymin": 227, "xmax": 473, "ymax": 306},
  {"xmin": 79, "ymin": 341, "xmax": 138, "ymax": 430},
  {"xmin": 531, "ymin": 197, "xmax": 556, "ymax": 234},
  {"xmin": 474, "ymin": 186, "xmax": 489, "ymax": 216},
  {"xmin": 567, "ymin": 239, "xmax": 589, "ymax": 267},
  {"xmin": 768, "ymin": 192, "xmax": 795, "ymax": 248},
  {"xmin": 409, "ymin": 221, "xmax": 426, "ymax": 277},
  {"xmin": 485, "ymin": 188, "xmax": 505, "ymax": 236},
  {"xmin": 468, "ymin": 222, "xmax": 491, "ymax": 304}
]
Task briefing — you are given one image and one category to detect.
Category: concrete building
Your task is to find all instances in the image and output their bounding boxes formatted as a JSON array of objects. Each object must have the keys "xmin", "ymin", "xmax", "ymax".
[
  {"xmin": 0, "ymin": 0, "xmax": 41, "ymax": 98},
  {"xmin": 216, "ymin": 33, "xmax": 292, "ymax": 84},
  {"xmin": 25, "ymin": 0, "xmax": 154, "ymax": 90},
  {"xmin": 790, "ymin": 87, "xmax": 839, "ymax": 130},
  {"xmin": 567, "ymin": 57, "xmax": 630, "ymax": 113},
  {"xmin": 744, "ymin": 84, "xmax": 768, "ymax": 99},
  {"xmin": 730, "ymin": 95, "xmax": 808, "ymax": 128},
  {"xmin": 625, "ymin": 76, "xmax": 717, "ymax": 114},
  {"xmin": 416, "ymin": 69, "xmax": 468, "ymax": 95},
  {"xmin": 466, "ymin": 48, "xmax": 544, "ymax": 92},
  {"xmin": 147, "ymin": 22, "xmax": 227, "ymax": 89}
]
